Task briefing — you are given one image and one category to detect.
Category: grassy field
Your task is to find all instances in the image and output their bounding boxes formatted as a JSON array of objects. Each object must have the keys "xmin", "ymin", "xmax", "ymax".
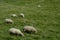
[{"xmin": 0, "ymin": 0, "xmax": 60, "ymax": 40}]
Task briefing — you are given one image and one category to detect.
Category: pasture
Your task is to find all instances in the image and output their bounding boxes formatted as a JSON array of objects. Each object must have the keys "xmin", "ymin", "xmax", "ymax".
[{"xmin": 0, "ymin": 0, "xmax": 60, "ymax": 40}]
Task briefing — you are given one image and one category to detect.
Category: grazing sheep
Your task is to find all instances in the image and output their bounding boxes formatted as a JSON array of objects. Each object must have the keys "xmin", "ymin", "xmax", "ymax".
[
  {"xmin": 5, "ymin": 19, "xmax": 14, "ymax": 24},
  {"xmin": 11, "ymin": 14, "xmax": 17, "ymax": 17},
  {"xmin": 23, "ymin": 26, "xmax": 37, "ymax": 33},
  {"xmin": 9, "ymin": 28, "xmax": 24, "ymax": 37},
  {"xmin": 19, "ymin": 13, "xmax": 24, "ymax": 18}
]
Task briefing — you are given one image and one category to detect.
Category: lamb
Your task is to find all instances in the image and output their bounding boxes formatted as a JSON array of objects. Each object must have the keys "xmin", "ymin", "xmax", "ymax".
[
  {"xmin": 23, "ymin": 26, "xmax": 37, "ymax": 33},
  {"xmin": 4, "ymin": 19, "xmax": 14, "ymax": 24},
  {"xmin": 11, "ymin": 14, "xmax": 17, "ymax": 17},
  {"xmin": 19, "ymin": 13, "xmax": 24, "ymax": 18},
  {"xmin": 9, "ymin": 28, "xmax": 24, "ymax": 37}
]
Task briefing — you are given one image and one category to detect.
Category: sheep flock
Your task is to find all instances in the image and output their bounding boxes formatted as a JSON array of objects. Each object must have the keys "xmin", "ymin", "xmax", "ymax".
[{"xmin": 4, "ymin": 13, "xmax": 38, "ymax": 37}]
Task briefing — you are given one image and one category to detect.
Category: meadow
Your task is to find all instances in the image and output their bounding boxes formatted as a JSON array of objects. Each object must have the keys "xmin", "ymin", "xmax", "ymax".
[{"xmin": 0, "ymin": 0, "xmax": 60, "ymax": 40}]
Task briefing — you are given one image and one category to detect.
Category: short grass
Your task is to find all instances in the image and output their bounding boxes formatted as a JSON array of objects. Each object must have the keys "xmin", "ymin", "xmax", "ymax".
[{"xmin": 0, "ymin": 0, "xmax": 60, "ymax": 40}]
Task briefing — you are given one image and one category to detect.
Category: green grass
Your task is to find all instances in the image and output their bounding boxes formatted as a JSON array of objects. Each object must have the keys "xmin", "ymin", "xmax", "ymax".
[{"xmin": 0, "ymin": 0, "xmax": 60, "ymax": 40}]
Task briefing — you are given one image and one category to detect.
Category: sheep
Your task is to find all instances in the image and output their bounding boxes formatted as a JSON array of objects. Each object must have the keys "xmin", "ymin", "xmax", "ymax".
[
  {"xmin": 19, "ymin": 13, "xmax": 24, "ymax": 18},
  {"xmin": 11, "ymin": 14, "xmax": 17, "ymax": 17},
  {"xmin": 9, "ymin": 28, "xmax": 24, "ymax": 37},
  {"xmin": 23, "ymin": 26, "xmax": 37, "ymax": 33},
  {"xmin": 4, "ymin": 19, "xmax": 14, "ymax": 24}
]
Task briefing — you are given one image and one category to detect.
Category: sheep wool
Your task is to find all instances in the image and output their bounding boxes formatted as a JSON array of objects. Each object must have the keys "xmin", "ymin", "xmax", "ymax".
[
  {"xmin": 23, "ymin": 26, "xmax": 37, "ymax": 33},
  {"xmin": 9, "ymin": 28, "xmax": 24, "ymax": 37},
  {"xmin": 5, "ymin": 19, "xmax": 14, "ymax": 24},
  {"xmin": 19, "ymin": 13, "xmax": 24, "ymax": 18},
  {"xmin": 11, "ymin": 14, "xmax": 17, "ymax": 17}
]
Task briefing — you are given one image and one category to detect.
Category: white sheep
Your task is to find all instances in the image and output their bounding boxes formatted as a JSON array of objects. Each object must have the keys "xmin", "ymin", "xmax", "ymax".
[
  {"xmin": 19, "ymin": 13, "xmax": 24, "ymax": 18},
  {"xmin": 5, "ymin": 19, "xmax": 14, "ymax": 24},
  {"xmin": 11, "ymin": 14, "xmax": 17, "ymax": 17},
  {"xmin": 9, "ymin": 28, "xmax": 24, "ymax": 37},
  {"xmin": 23, "ymin": 26, "xmax": 37, "ymax": 33}
]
